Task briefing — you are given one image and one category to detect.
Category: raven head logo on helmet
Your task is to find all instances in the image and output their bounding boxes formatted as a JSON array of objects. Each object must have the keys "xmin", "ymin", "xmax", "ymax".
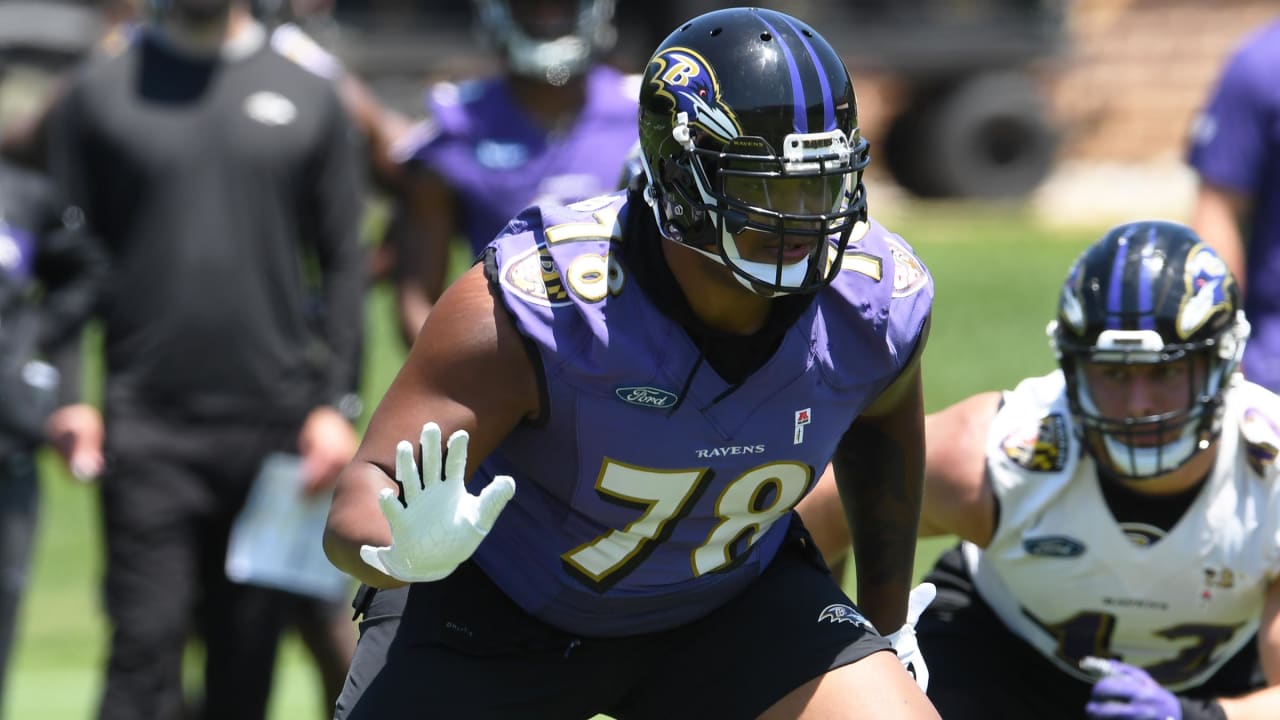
[
  {"xmin": 472, "ymin": 0, "xmax": 617, "ymax": 86},
  {"xmin": 646, "ymin": 47, "xmax": 742, "ymax": 144},
  {"xmin": 1048, "ymin": 220, "xmax": 1250, "ymax": 480},
  {"xmin": 636, "ymin": 7, "xmax": 870, "ymax": 297}
]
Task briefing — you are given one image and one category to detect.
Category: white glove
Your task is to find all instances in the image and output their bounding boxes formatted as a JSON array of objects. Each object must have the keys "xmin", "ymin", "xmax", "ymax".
[
  {"xmin": 884, "ymin": 582, "xmax": 937, "ymax": 692},
  {"xmin": 359, "ymin": 422, "xmax": 515, "ymax": 583}
]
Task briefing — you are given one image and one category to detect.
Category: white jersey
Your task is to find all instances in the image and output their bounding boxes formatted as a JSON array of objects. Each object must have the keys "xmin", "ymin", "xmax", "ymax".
[{"xmin": 965, "ymin": 370, "xmax": 1280, "ymax": 691}]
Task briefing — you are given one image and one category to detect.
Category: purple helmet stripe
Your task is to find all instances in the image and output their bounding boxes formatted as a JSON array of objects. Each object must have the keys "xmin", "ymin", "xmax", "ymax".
[
  {"xmin": 779, "ymin": 15, "xmax": 835, "ymax": 131},
  {"xmin": 1136, "ymin": 226, "xmax": 1157, "ymax": 330},
  {"xmin": 1106, "ymin": 234, "xmax": 1128, "ymax": 329},
  {"xmin": 754, "ymin": 14, "xmax": 808, "ymax": 133}
]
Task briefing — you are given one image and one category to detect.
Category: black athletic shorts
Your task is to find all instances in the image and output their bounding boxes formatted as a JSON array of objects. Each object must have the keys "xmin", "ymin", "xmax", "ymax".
[
  {"xmin": 918, "ymin": 545, "xmax": 1265, "ymax": 720},
  {"xmin": 337, "ymin": 518, "xmax": 892, "ymax": 720}
]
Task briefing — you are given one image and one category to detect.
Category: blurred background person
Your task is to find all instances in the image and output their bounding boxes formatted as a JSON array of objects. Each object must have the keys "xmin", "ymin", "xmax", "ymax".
[
  {"xmin": 0, "ymin": 145, "xmax": 105, "ymax": 717},
  {"xmin": 45, "ymin": 0, "xmax": 366, "ymax": 717},
  {"xmin": 1, "ymin": 0, "xmax": 410, "ymax": 221},
  {"xmin": 1, "ymin": 0, "xmax": 408, "ymax": 714},
  {"xmin": 386, "ymin": 0, "xmax": 637, "ymax": 347},
  {"xmin": 1188, "ymin": 16, "xmax": 1280, "ymax": 392}
]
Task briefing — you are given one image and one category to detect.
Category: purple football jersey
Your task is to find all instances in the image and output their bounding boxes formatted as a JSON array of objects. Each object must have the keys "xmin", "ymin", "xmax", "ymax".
[
  {"xmin": 0, "ymin": 221, "xmax": 35, "ymax": 283},
  {"xmin": 469, "ymin": 192, "xmax": 934, "ymax": 636},
  {"xmin": 403, "ymin": 66, "xmax": 639, "ymax": 256},
  {"xmin": 1187, "ymin": 18, "xmax": 1280, "ymax": 391}
]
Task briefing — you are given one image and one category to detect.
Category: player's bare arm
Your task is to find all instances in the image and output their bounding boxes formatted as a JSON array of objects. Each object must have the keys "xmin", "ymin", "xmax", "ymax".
[
  {"xmin": 798, "ymin": 388, "xmax": 1000, "ymax": 565},
  {"xmin": 393, "ymin": 168, "xmax": 460, "ymax": 347},
  {"xmin": 1213, "ymin": 577, "xmax": 1280, "ymax": 720},
  {"xmin": 917, "ymin": 391, "xmax": 1000, "ymax": 546},
  {"xmin": 794, "ymin": 462, "xmax": 849, "ymax": 567},
  {"xmin": 324, "ymin": 264, "xmax": 541, "ymax": 587},
  {"xmin": 1191, "ymin": 182, "xmax": 1252, "ymax": 296},
  {"xmin": 336, "ymin": 72, "xmax": 411, "ymax": 196},
  {"xmin": 831, "ymin": 350, "xmax": 927, "ymax": 634}
]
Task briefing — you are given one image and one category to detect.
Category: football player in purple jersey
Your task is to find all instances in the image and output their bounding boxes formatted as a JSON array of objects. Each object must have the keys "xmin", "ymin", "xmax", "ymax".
[
  {"xmin": 385, "ymin": 0, "xmax": 639, "ymax": 346},
  {"xmin": 325, "ymin": 7, "xmax": 943, "ymax": 719},
  {"xmin": 1188, "ymin": 17, "xmax": 1280, "ymax": 397}
]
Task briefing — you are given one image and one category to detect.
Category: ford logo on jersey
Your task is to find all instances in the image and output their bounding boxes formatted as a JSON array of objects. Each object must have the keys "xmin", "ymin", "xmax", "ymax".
[
  {"xmin": 1022, "ymin": 535, "xmax": 1086, "ymax": 557},
  {"xmin": 615, "ymin": 386, "xmax": 679, "ymax": 409}
]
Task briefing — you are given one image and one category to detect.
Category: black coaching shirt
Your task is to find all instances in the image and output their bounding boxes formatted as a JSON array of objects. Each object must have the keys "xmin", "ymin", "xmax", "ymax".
[{"xmin": 50, "ymin": 24, "xmax": 365, "ymax": 422}]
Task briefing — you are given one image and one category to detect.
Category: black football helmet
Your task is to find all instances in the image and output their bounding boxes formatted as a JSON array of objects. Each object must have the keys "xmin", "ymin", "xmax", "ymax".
[
  {"xmin": 473, "ymin": 0, "xmax": 616, "ymax": 85},
  {"xmin": 1049, "ymin": 221, "xmax": 1249, "ymax": 479},
  {"xmin": 637, "ymin": 7, "xmax": 869, "ymax": 296}
]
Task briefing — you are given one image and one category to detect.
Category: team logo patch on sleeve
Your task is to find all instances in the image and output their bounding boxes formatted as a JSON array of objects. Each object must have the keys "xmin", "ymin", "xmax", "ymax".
[
  {"xmin": 886, "ymin": 237, "xmax": 928, "ymax": 298},
  {"xmin": 1240, "ymin": 407, "xmax": 1280, "ymax": 477},
  {"xmin": 1000, "ymin": 414, "xmax": 1069, "ymax": 472},
  {"xmin": 500, "ymin": 246, "xmax": 571, "ymax": 307}
]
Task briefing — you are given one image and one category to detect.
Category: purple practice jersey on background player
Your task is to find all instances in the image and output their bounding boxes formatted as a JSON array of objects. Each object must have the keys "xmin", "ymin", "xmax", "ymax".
[
  {"xmin": 400, "ymin": 66, "xmax": 639, "ymax": 255},
  {"xmin": 0, "ymin": 223, "xmax": 35, "ymax": 283},
  {"xmin": 469, "ymin": 192, "xmax": 934, "ymax": 637},
  {"xmin": 1187, "ymin": 18, "xmax": 1280, "ymax": 391}
]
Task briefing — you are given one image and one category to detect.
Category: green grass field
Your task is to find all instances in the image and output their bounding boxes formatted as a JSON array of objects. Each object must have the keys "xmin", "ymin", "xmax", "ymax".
[{"xmin": 7, "ymin": 203, "xmax": 1109, "ymax": 719}]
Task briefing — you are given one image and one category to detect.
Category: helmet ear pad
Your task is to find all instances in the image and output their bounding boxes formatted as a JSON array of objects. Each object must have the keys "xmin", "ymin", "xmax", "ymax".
[{"xmin": 653, "ymin": 154, "xmax": 709, "ymax": 240}]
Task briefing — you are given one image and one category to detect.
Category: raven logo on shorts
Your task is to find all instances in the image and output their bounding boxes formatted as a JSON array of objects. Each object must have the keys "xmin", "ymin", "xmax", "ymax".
[{"xmin": 818, "ymin": 603, "xmax": 870, "ymax": 629}]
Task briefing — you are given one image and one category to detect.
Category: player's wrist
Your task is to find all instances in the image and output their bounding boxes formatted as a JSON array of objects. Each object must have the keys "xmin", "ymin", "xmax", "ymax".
[{"xmin": 1177, "ymin": 697, "xmax": 1226, "ymax": 720}]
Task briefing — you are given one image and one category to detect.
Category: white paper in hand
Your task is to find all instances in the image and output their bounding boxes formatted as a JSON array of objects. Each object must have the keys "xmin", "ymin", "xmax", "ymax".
[{"xmin": 225, "ymin": 452, "xmax": 352, "ymax": 602}]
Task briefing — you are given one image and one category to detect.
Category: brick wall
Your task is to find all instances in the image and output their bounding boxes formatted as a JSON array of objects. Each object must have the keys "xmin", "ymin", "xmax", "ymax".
[{"xmin": 1049, "ymin": 0, "xmax": 1276, "ymax": 163}]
